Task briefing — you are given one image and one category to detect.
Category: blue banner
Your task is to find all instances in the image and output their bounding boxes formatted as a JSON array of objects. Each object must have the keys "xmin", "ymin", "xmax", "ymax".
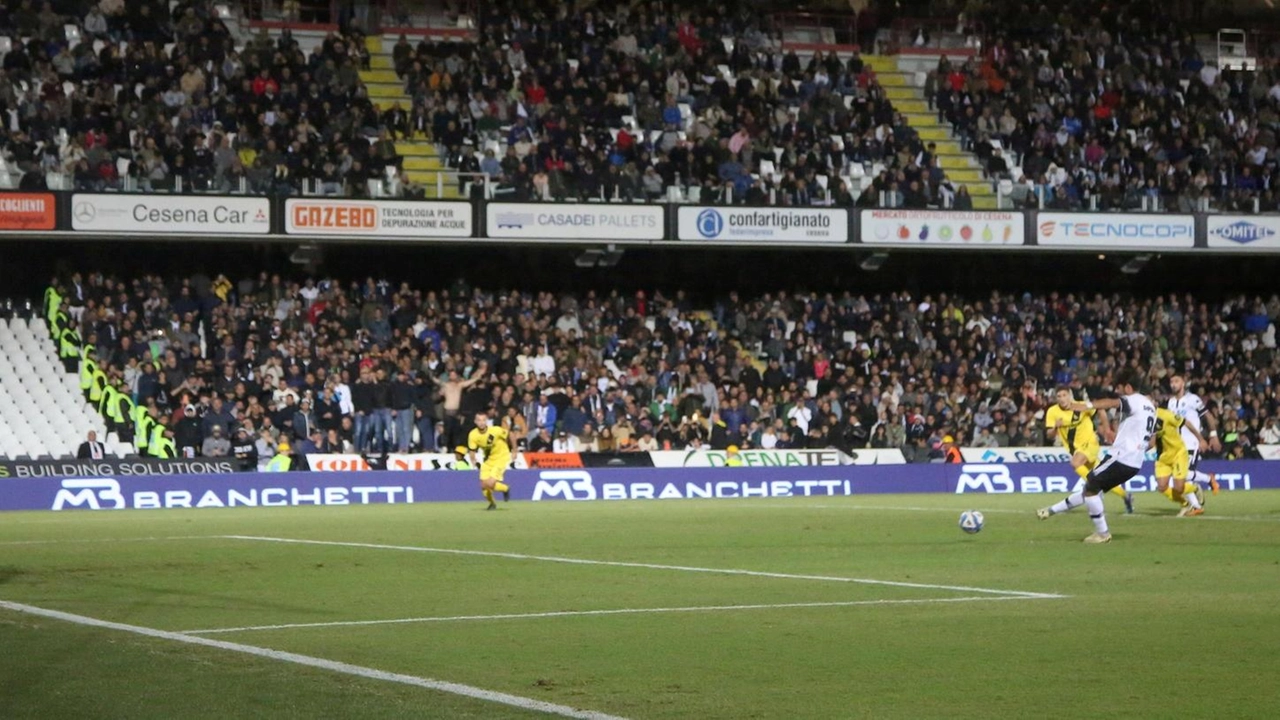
[{"xmin": 0, "ymin": 462, "xmax": 1276, "ymax": 512}]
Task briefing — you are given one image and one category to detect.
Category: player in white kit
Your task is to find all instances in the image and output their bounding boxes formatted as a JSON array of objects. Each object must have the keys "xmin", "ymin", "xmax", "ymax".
[
  {"xmin": 1167, "ymin": 374, "xmax": 1222, "ymax": 494},
  {"xmin": 1037, "ymin": 369, "xmax": 1156, "ymax": 544}
]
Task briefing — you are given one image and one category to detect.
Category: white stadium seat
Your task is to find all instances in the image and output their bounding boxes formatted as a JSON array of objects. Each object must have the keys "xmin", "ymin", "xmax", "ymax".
[{"xmin": 0, "ymin": 319, "xmax": 108, "ymax": 459}]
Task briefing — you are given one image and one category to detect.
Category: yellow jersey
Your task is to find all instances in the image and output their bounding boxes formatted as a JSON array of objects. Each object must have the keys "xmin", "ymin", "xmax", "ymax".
[
  {"xmin": 1153, "ymin": 408, "xmax": 1187, "ymax": 461},
  {"xmin": 468, "ymin": 425, "xmax": 511, "ymax": 465},
  {"xmin": 1044, "ymin": 404, "xmax": 1098, "ymax": 453}
]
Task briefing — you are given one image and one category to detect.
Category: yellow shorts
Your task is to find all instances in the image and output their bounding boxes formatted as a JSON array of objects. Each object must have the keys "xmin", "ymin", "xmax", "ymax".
[
  {"xmin": 1155, "ymin": 453, "xmax": 1189, "ymax": 480},
  {"xmin": 480, "ymin": 459, "xmax": 508, "ymax": 483},
  {"xmin": 1073, "ymin": 440, "xmax": 1101, "ymax": 468}
]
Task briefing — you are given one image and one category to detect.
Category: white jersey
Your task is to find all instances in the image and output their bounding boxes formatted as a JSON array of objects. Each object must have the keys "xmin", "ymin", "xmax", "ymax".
[
  {"xmin": 1111, "ymin": 393, "xmax": 1157, "ymax": 468},
  {"xmin": 1168, "ymin": 393, "xmax": 1205, "ymax": 451}
]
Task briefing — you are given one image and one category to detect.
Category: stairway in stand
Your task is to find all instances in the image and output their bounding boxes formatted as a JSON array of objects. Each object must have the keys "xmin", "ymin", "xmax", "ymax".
[
  {"xmin": 863, "ymin": 55, "xmax": 996, "ymax": 209},
  {"xmin": 360, "ymin": 36, "xmax": 460, "ymax": 198}
]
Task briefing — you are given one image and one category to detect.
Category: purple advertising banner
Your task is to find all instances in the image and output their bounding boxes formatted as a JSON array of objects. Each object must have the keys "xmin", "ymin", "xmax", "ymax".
[{"xmin": 0, "ymin": 462, "xmax": 1276, "ymax": 512}]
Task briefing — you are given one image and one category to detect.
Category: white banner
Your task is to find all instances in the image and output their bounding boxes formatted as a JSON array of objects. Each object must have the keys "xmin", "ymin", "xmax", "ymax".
[
  {"xmin": 678, "ymin": 207, "xmax": 848, "ymax": 243},
  {"xmin": 285, "ymin": 199, "xmax": 471, "ymax": 237},
  {"xmin": 1206, "ymin": 216, "xmax": 1280, "ymax": 250},
  {"xmin": 486, "ymin": 203, "xmax": 664, "ymax": 240},
  {"xmin": 1260, "ymin": 445, "xmax": 1280, "ymax": 461},
  {"xmin": 649, "ymin": 448, "xmax": 865, "ymax": 467},
  {"xmin": 71, "ymin": 194, "xmax": 270, "ymax": 234},
  {"xmin": 1036, "ymin": 212, "xmax": 1194, "ymax": 248},
  {"xmin": 860, "ymin": 209, "xmax": 1023, "ymax": 245},
  {"xmin": 306, "ymin": 453, "xmax": 462, "ymax": 471},
  {"xmin": 960, "ymin": 446, "xmax": 1073, "ymax": 464}
]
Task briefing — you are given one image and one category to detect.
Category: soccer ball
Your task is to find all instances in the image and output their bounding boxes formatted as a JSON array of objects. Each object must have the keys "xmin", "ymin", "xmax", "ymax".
[{"xmin": 959, "ymin": 510, "xmax": 985, "ymax": 534}]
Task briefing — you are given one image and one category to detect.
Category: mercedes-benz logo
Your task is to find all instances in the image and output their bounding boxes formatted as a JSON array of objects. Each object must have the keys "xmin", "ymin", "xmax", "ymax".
[{"xmin": 73, "ymin": 202, "xmax": 96, "ymax": 223}]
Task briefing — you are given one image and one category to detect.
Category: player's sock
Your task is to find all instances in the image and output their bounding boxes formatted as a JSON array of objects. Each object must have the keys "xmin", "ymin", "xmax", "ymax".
[
  {"xmin": 494, "ymin": 480, "xmax": 510, "ymax": 501},
  {"xmin": 1084, "ymin": 494, "xmax": 1109, "ymax": 536},
  {"xmin": 1182, "ymin": 481, "xmax": 1198, "ymax": 498},
  {"xmin": 1190, "ymin": 470, "xmax": 1212, "ymax": 488},
  {"xmin": 483, "ymin": 488, "xmax": 494, "ymax": 504},
  {"xmin": 1108, "ymin": 485, "xmax": 1128, "ymax": 500},
  {"xmin": 1049, "ymin": 492, "xmax": 1084, "ymax": 515},
  {"xmin": 1184, "ymin": 486, "xmax": 1203, "ymax": 510},
  {"xmin": 1162, "ymin": 486, "xmax": 1181, "ymax": 504},
  {"xmin": 1075, "ymin": 464, "xmax": 1091, "ymax": 480}
]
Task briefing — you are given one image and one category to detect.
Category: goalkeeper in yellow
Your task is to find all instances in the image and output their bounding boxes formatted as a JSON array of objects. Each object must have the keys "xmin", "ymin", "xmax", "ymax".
[
  {"xmin": 1047, "ymin": 387, "xmax": 1134, "ymax": 513},
  {"xmin": 1153, "ymin": 407, "xmax": 1210, "ymax": 517},
  {"xmin": 467, "ymin": 412, "xmax": 512, "ymax": 510}
]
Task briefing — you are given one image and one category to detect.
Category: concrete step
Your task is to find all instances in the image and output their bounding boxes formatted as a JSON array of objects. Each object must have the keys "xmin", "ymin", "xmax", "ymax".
[
  {"xmin": 366, "ymin": 83, "xmax": 407, "ymax": 99},
  {"xmin": 914, "ymin": 127, "xmax": 952, "ymax": 142},
  {"xmin": 944, "ymin": 168, "xmax": 986, "ymax": 183},
  {"xmin": 892, "ymin": 99, "xmax": 928, "ymax": 114},
  {"xmin": 403, "ymin": 155, "xmax": 445, "ymax": 171},
  {"xmin": 883, "ymin": 86, "xmax": 916, "ymax": 101},
  {"xmin": 864, "ymin": 56, "xmax": 899, "ymax": 73},
  {"xmin": 875, "ymin": 72, "xmax": 914, "ymax": 88},
  {"xmin": 360, "ymin": 69, "xmax": 401, "ymax": 83},
  {"xmin": 402, "ymin": 170, "xmax": 464, "ymax": 197},
  {"xmin": 371, "ymin": 54, "xmax": 395, "ymax": 70},
  {"xmin": 366, "ymin": 36, "xmax": 383, "ymax": 53},
  {"xmin": 396, "ymin": 142, "xmax": 440, "ymax": 157}
]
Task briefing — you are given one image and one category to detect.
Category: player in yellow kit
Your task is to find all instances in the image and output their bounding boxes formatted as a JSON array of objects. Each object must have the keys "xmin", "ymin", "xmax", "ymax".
[
  {"xmin": 467, "ymin": 412, "xmax": 512, "ymax": 510},
  {"xmin": 1046, "ymin": 387, "xmax": 1134, "ymax": 513},
  {"xmin": 1153, "ymin": 407, "xmax": 1210, "ymax": 517}
]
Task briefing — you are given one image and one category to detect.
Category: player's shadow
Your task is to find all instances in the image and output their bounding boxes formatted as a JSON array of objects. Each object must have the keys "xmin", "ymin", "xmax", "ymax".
[{"xmin": 0, "ymin": 566, "xmax": 27, "ymax": 585}]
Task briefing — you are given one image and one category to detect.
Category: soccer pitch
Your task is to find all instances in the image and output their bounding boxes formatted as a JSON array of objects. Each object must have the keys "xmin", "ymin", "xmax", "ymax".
[{"xmin": 2, "ymin": 493, "xmax": 1279, "ymax": 719}]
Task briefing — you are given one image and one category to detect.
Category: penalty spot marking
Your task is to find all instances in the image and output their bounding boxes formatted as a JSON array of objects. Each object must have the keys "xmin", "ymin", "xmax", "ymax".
[
  {"xmin": 0, "ymin": 600, "xmax": 628, "ymax": 720},
  {"xmin": 223, "ymin": 535, "xmax": 1065, "ymax": 599},
  {"xmin": 183, "ymin": 595, "xmax": 1059, "ymax": 635}
]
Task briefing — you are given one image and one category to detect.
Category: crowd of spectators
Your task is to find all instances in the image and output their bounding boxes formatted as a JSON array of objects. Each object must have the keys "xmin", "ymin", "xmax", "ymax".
[
  {"xmin": 0, "ymin": 0, "xmax": 964, "ymax": 206},
  {"xmin": 418, "ymin": 0, "xmax": 954, "ymax": 207},
  {"xmin": 48, "ymin": 270, "xmax": 1280, "ymax": 467},
  {"xmin": 0, "ymin": 1, "xmax": 404, "ymax": 196},
  {"xmin": 934, "ymin": 0, "xmax": 1280, "ymax": 212}
]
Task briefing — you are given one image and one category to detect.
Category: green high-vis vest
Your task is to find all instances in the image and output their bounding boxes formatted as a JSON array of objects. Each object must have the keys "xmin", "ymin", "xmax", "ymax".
[
  {"xmin": 59, "ymin": 327, "xmax": 81, "ymax": 359},
  {"xmin": 133, "ymin": 408, "xmax": 155, "ymax": 452},
  {"xmin": 44, "ymin": 287, "xmax": 62, "ymax": 326},
  {"xmin": 265, "ymin": 453, "xmax": 292, "ymax": 472},
  {"xmin": 150, "ymin": 425, "xmax": 175, "ymax": 459},
  {"xmin": 89, "ymin": 367, "xmax": 107, "ymax": 403}
]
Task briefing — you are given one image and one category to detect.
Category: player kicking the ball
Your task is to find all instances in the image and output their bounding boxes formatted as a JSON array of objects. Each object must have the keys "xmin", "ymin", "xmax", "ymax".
[
  {"xmin": 1045, "ymin": 386, "xmax": 1134, "ymax": 513},
  {"xmin": 467, "ymin": 412, "xmax": 512, "ymax": 510},
  {"xmin": 1037, "ymin": 370, "xmax": 1156, "ymax": 544}
]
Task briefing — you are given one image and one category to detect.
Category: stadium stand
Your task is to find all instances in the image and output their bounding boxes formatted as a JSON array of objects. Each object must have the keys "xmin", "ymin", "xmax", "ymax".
[
  {"xmin": 0, "ymin": 1, "xmax": 989, "ymax": 207},
  {"xmin": 939, "ymin": 0, "xmax": 1280, "ymax": 212},
  {"xmin": 26, "ymin": 272, "xmax": 1280, "ymax": 462}
]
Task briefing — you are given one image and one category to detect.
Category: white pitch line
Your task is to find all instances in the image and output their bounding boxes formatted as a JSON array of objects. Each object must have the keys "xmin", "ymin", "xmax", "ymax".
[
  {"xmin": 755, "ymin": 504, "xmax": 1280, "ymax": 522},
  {"xmin": 182, "ymin": 595, "xmax": 1056, "ymax": 635},
  {"xmin": 0, "ymin": 600, "xmax": 628, "ymax": 720},
  {"xmin": 222, "ymin": 535, "xmax": 1064, "ymax": 599},
  {"xmin": 0, "ymin": 535, "xmax": 222, "ymax": 547}
]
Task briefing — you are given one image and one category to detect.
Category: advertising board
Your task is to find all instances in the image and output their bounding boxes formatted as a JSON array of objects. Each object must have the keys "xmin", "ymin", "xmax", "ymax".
[
  {"xmin": 1036, "ymin": 212, "xmax": 1195, "ymax": 248},
  {"xmin": 860, "ymin": 209, "xmax": 1024, "ymax": 246},
  {"xmin": 678, "ymin": 207, "xmax": 848, "ymax": 243},
  {"xmin": 0, "ymin": 193, "xmax": 56, "ymax": 231},
  {"xmin": 485, "ymin": 203, "xmax": 664, "ymax": 240},
  {"xmin": 1205, "ymin": 215, "xmax": 1280, "ymax": 250},
  {"xmin": 285, "ymin": 199, "xmax": 472, "ymax": 237},
  {"xmin": 70, "ymin": 194, "xmax": 270, "ymax": 234},
  {"xmin": 2, "ymin": 461, "xmax": 1274, "ymax": 512}
]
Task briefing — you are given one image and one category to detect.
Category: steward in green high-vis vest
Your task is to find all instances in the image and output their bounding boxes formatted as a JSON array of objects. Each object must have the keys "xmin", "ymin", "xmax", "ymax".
[
  {"xmin": 88, "ymin": 365, "xmax": 108, "ymax": 404},
  {"xmin": 133, "ymin": 406, "xmax": 156, "ymax": 455},
  {"xmin": 99, "ymin": 384, "xmax": 129, "ymax": 432},
  {"xmin": 44, "ymin": 287, "xmax": 62, "ymax": 326},
  {"xmin": 149, "ymin": 423, "xmax": 176, "ymax": 459},
  {"xmin": 59, "ymin": 326, "xmax": 81, "ymax": 373},
  {"xmin": 79, "ymin": 346, "xmax": 98, "ymax": 395},
  {"xmin": 265, "ymin": 442, "xmax": 293, "ymax": 472},
  {"xmin": 454, "ymin": 446, "xmax": 472, "ymax": 470}
]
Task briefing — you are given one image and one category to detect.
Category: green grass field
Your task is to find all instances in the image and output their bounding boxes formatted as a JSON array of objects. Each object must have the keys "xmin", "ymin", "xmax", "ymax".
[{"xmin": 2, "ymin": 492, "xmax": 1279, "ymax": 719}]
